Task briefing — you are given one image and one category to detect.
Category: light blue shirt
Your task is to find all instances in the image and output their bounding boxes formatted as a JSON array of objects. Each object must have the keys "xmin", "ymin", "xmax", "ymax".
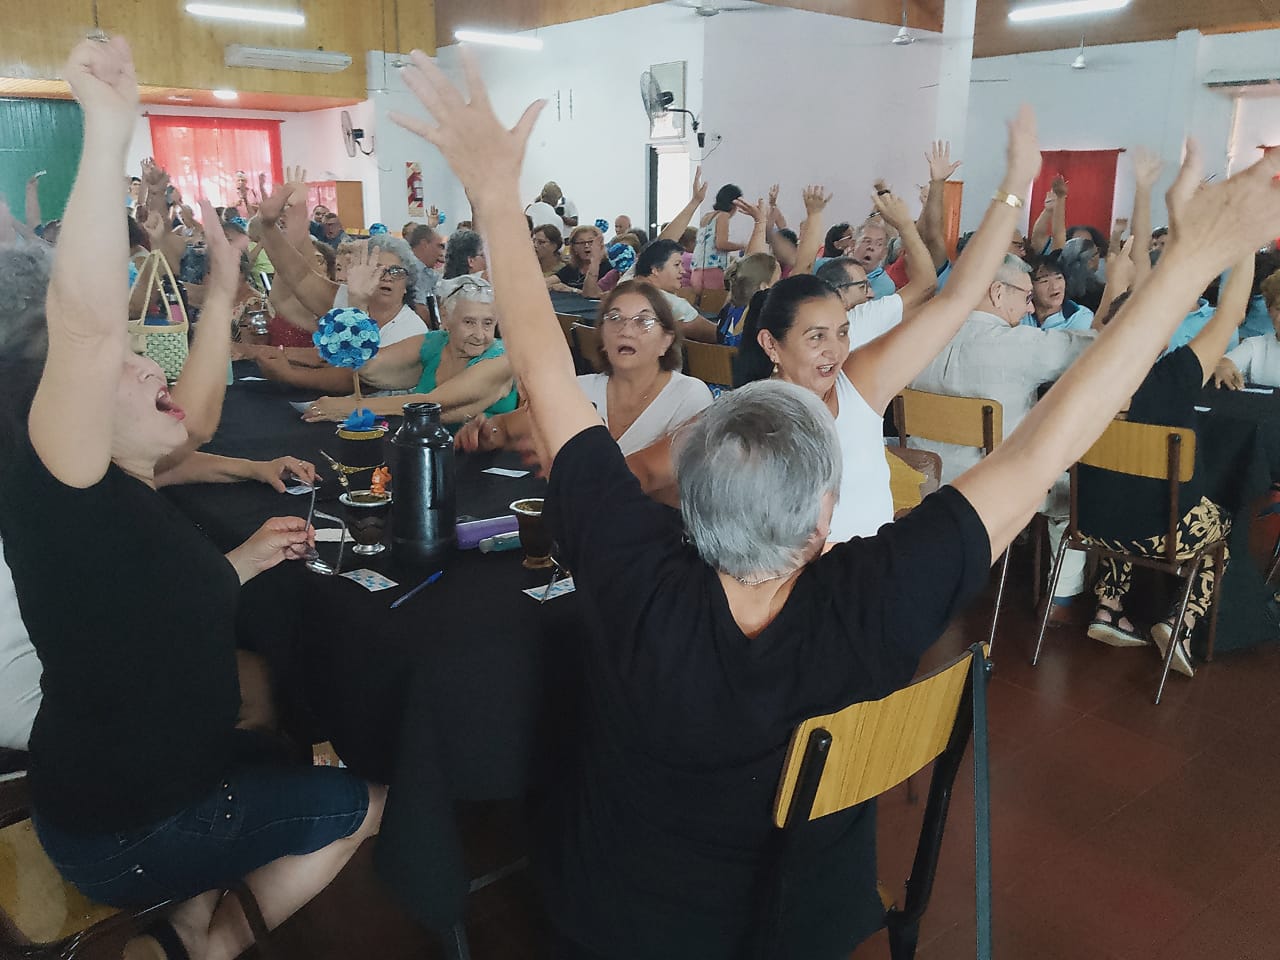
[
  {"xmin": 1168, "ymin": 298, "xmax": 1239, "ymax": 354},
  {"xmin": 1020, "ymin": 300, "xmax": 1094, "ymax": 332},
  {"xmin": 866, "ymin": 265, "xmax": 897, "ymax": 299},
  {"xmin": 1240, "ymin": 294, "xmax": 1271, "ymax": 341}
]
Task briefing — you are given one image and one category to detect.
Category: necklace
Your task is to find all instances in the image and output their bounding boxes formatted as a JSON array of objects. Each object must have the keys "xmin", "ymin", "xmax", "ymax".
[{"xmin": 733, "ymin": 570, "xmax": 787, "ymax": 586}]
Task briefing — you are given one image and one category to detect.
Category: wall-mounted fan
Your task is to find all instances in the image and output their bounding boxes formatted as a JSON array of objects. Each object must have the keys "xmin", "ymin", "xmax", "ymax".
[
  {"xmin": 341, "ymin": 110, "xmax": 374, "ymax": 158},
  {"xmin": 640, "ymin": 70, "xmax": 705, "ymax": 147}
]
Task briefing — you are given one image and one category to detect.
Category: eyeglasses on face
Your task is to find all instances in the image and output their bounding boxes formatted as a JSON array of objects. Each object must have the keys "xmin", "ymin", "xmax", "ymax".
[
  {"xmin": 444, "ymin": 276, "xmax": 493, "ymax": 300},
  {"xmin": 381, "ymin": 265, "xmax": 409, "ymax": 279},
  {"xmin": 999, "ymin": 281, "xmax": 1034, "ymax": 305},
  {"xmin": 601, "ymin": 311, "xmax": 659, "ymax": 332},
  {"xmin": 831, "ymin": 279, "xmax": 870, "ymax": 293}
]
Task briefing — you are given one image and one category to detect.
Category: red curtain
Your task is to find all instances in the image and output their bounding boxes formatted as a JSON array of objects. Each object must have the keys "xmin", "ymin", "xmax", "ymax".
[
  {"xmin": 148, "ymin": 115, "xmax": 283, "ymax": 209},
  {"xmin": 1029, "ymin": 149, "xmax": 1122, "ymax": 242}
]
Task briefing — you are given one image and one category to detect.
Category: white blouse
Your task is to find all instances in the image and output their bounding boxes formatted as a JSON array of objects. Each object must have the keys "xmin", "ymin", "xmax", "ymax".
[
  {"xmin": 577, "ymin": 372, "xmax": 713, "ymax": 456},
  {"xmin": 1226, "ymin": 335, "xmax": 1280, "ymax": 388}
]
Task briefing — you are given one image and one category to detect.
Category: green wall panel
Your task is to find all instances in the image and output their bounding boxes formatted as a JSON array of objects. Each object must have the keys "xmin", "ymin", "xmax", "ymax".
[{"xmin": 0, "ymin": 98, "xmax": 85, "ymax": 224}]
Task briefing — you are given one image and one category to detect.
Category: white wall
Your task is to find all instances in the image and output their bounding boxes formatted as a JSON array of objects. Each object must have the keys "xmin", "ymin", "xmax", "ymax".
[
  {"xmin": 280, "ymin": 99, "xmax": 380, "ymax": 226},
  {"xmin": 701, "ymin": 7, "xmax": 943, "ymax": 241},
  {"xmin": 963, "ymin": 28, "xmax": 1280, "ymax": 234}
]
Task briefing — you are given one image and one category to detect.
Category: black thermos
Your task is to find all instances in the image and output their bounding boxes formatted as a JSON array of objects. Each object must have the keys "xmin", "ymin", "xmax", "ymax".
[{"xmin": 390, "ymin": 402, "xmax": 456, "ymax": 566}]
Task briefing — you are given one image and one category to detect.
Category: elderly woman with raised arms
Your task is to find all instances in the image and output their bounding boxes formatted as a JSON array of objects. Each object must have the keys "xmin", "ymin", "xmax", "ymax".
[
  {"xmin": 0, "ymin": 38, "xmax": 385, "ymax": 960},
  {"xmin": 391, "ymin": 48, "xmax": 1280, "ymax": 960}
]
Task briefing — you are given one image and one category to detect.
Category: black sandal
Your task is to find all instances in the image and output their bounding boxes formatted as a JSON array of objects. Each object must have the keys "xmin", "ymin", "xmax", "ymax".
[
  {"xmin": 1086, "ymin": 606, "xmax": 1149, "ymax": 648},
  {"xmin": 140, "ymin": 918, "xmax": 191, "ymax": 960},
  {"xmin": 230, "ymin": 882, "xmax": 276, "ymax": 959}
]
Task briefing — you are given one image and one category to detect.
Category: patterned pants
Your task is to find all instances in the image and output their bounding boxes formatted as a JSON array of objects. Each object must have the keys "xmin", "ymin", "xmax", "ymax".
[{"xmin": 1081, "ymin": 496, "xmax": 1231, "ymax": 621}]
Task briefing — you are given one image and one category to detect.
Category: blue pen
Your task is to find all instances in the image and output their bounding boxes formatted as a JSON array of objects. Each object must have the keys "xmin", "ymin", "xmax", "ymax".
[{"xmin": 390, "ymin": 571, "xmax": 443, "ymax": 609}]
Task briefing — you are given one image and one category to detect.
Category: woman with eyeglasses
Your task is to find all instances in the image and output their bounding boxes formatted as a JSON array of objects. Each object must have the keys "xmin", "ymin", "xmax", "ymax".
[
  {"xmin": 244, "ymin": 236, "xmax": 429, "ymax": 394},
  {"xmin": 304, "ymin": 273, "xmax": 517, "ymax": 424},
  {"xmin": 551, "ymin": 225, "xmax": 613, "ymax": 298},
  {"xmin": 455, "ymin": 280, "xmax": 712, "ymax": 459}
]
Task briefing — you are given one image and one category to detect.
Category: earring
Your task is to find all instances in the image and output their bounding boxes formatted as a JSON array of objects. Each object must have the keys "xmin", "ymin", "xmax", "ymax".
[{"xmin": 771, "ymin": 358, "xmax": 779, "ymax": 375}]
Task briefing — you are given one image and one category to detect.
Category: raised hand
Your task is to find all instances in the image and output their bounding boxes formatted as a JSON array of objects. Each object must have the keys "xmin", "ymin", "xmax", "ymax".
[
  {"xmin": 1004, "ymin": 105, "xmax": 1042, "ymax": 189},
  {"xmin": 200, "ymin": 198, "xmax": 240, "ymax": 293},
  {"xmin": 802, "ymin": 185, "xmax": 833, "ymax": 215},
  {"xmin": 872, "ymin": 190, "xmax": 912, "ymax": 230},
  {"xmin": 1165, "ymin": 139, "xmax": 1280, "ymax": 270},
  {"xmin": 428, "ymin": 203, "xmax": 440, "ymax": 225},
  {"xmin": 1104, "ymin": 236, "xmax": 1136, "ymax": 293},
  {"xmin": 734, "ymin": 197, "xmax": 764, "ymax": 222},
  {"xmin": 390, "ymin": 48, "xmax": 545, "ymax": 210},
  {"xmin": 691, "ymin": 166, "xmax": 707, "ymax": 205},
  {"xmin": 344, "ymin": 242, "xmax": 381, "ymax": 309},
  {"xmin": 927, "ymin": 140, "xmax": 962, "ymax": 182},
  {"xmin": 258, "ymin": 178, "xmax": 296, "ymax": 225},
  {"xmin": 767, "ymin": 182, "xmax": 780, "ymax": 208},
  {"xmin": 64, "ymin": 36, "xmax": 138, "ymax": 139},
  {"xmin": 257, "ymin": 171, "xmax": 268, "ymax": 202},
  {"xmin": 1133, "ymin": 147, "xmax": 1163, "ymax": 191},
  {"xmin": 1051, "ymin": 175, "xmax": 1068, "ymax": 199}
]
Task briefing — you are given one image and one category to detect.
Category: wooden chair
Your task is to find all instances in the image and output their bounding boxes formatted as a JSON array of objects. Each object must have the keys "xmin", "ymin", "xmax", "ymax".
[
  {"xmin": 697, "ymin": 288, "xmax": 728, "ymax": 316},
  {"xmin": 887, "ymin": 447, "xmax": 941, "ymax": 518},
  {"xmin": 764, "ymin": 644, "xmax": 993, "ymax": 960},
  {"xmin": 893, "ymin": 390, "xmax": 1010, "ymax": 653},
  {"xmin": 0, "ymin": 774, "xmax": 173, "ymax": 959},
  {"xmin": 555, "ymin": 313, "xmax": 579, "ymax": 350},
  {"xmin": 571, "ymin": 323, "xmax": 607, "ymax": 373},
  {"xmin": 682, "ymin": 341, "xmax": 737, "ymax": 387},
  {"xmin": 1033, "ymin": 420, "xmax": 1229, "ymax": 705}
]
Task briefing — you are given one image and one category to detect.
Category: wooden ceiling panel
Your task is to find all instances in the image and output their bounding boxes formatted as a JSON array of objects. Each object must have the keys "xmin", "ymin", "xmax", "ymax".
[
  {"xmin": 0, "ymin": 78, "xmax": 360, "ymax": 113},
  {"xmin": 974, "ymin": 0, "xmax": 1280, "ymax": 59}
]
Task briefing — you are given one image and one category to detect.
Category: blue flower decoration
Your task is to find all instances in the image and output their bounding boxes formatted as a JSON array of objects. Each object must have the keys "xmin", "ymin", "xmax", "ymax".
[
  {"xmin": 313, "ymin": 307, "xmax": 381, "ymax": 370},
  {"xmin": 369, "ymin": 223, "xmax": 388, "ymax": 235},
  {"xmin": 229, "ymin": 216, "xmax": 249, "ymax": 230},
  {"xmin": 595, "ymin": 218, "xmax": 609, "ymax": 232},
  {"xmin": 437, "ymin": 211, "xmax": 446, "ymax": 225},
  {"xmin": 608, "ymin": 242, "xmax": 636, "ymax": 274},
  {"xmin": 342, "ymin": 409, "xmax": 379, "ymax": 430}
]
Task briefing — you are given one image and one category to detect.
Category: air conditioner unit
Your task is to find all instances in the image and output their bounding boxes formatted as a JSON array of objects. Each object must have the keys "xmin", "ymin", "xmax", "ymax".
[
  {"xmin": 1203, "ymin": 68, "xmax": 1280, "ymax": 91},
  {"xmin": 224, "ymin": 44, "xmax": 352, "ymax": 73}
]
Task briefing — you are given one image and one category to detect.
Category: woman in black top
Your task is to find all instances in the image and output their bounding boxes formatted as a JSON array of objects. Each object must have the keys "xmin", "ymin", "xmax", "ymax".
[
  {"xmin": 391, "ymin": 49, "xmax": 1280, "ymax": 959},
  {"xmin": 0, "ymin": 38, "xmax": 383, "ymax": 960},
  {"xmin": 1078, "ymin": 258, "xmax": 1253, "ymax": 678}
]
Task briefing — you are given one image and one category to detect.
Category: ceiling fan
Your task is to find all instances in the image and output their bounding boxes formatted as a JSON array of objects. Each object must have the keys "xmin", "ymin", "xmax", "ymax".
[{"xmin": 673, "ymin": 0, "xmax": 768, "ymax": 16}]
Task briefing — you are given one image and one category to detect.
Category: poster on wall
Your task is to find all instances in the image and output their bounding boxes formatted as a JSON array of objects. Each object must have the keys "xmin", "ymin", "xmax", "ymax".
[{"xmin": 406, "ymin": 162, "xmax": 424, "ymax": 217}]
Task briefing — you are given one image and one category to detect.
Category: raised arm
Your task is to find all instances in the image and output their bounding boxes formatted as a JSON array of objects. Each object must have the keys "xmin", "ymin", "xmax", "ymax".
[
  {"xmin": 1092, "ymin": 237, "xmax": 1136, "ymax": 329},
  {"xmin": 953, "ymin": 142, "xmax": 1280, "ymax": 561},
  {"xmin": 1189, "ymin": 252, "xmax": 1253, "ymax": 384},
  {"xmin": 656, "ymin": 167, "xmax": 707, "ymax": 243},
  {"xmin": 29, "ymin": 37, "xmax": 137, "ymax": 487},
  {"xmin": 844, "ymin": 105, "xmax": 1042, "ymax": 414},
  {"xmin": 921, "ymin": 141, "xmax": 961, "ymax": 269},
  {"xmin": 1049, "ymin": 176, "xmax": 1068, "ymax": 251},
  {"xmin": 258, "ymin": 176, "xmax": 339, "ymax": 317},
  {"xmin": 24, "ymin": 173, "xmax": 43, "ymax": 229},
  {"xmin": 791, "ymin": 186, "xmax": 831, "ymax": 277},
  {"xmin": 872, "ymin": 190, "xmax": 936, "ymax": 310},
  {"xmin": 1130, "ymin": 148, "xmax": 1161, "ymax": 287},
  {"xmin": 767, "ymin": 184, "xmax": 787, "ymax": 231},
  {"xmin": 304, "ymin": 354, "xmax": 514, "ymax": 424},
  {"xmin": 1028, "ymin": 195, "xmax": 1053, "ymax": 256},
  {"xmin": 391, "ymin": 49, "xmax": 599, "ymax": 460},
  {"xmin": 159, "ymin": 199, "xmax": 238, "ymax": 460},
  {"xmin": 738, "ymin": 197, "xmax": 771, "ymax": 257}
]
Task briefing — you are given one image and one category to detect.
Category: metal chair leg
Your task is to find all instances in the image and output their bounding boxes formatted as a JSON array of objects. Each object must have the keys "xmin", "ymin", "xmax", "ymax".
[
  {"xmin": 1031, "ymin": 517, "xmax": 1044, "ymax": 611},
  {"xmin": 986, "ymin": 548, "xmax": 1012, "ymax": 657},
  {"xmin": 1267, "ymin": 533, "xmax": 1280, "ymax": 583},
  {"xmin": 1205, "ymin": 542, "xmax": 1226, "ymax": 663},
  {"xmin": 1032, "ymin": 537, "xmax": 1070, "ymax": 666},
  {"xmin": 1155, "ymin": 565, "xmax": 1198, "ymax": 705},
  {"xmin": 886, "ymin": 916, "xmax": 921, "ymax": 960},
  {"xmin": 444, "ymin": 921, "xmax": 472, "ymax": 960}
]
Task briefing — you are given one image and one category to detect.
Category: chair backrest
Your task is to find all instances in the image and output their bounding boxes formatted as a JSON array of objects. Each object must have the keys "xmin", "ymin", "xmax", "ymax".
[
  {"xmin": 571, "ymin": 323, "xmax": 607, "ymax": 373},
  {"xmin": 683, "ymin": 341, "xmax": 737, "ymax": 386},
  {"xmin": 894, "ymin": 389, "xmax": 1004, "ymax": 455},
  {"xmin": 887, "ymin": 446, "xmax": 942, "ymax": 517},
  {"xmin": 773, "ymin": 648, "xmax": 977, "ymax": 827},
  {"xmin": 556, "ymin": 313, "xmax": 579, "ymax": 349},
  {"xmin": 1069, "ymin": 419, "xmax": 1196, "ymax": 565},
  {"xmin": 698, "ymin": 288, "xmax": 728, "ymax": 316}
]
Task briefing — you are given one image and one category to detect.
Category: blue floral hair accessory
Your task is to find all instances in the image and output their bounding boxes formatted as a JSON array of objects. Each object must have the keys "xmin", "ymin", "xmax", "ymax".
[
  {"xmin": 437, "ymin": 211, "xmax": 447, "ymax": 225},
  {"xmin": 313, "ymin": 307, "xmax": 382, "ymax": 370},
  {"xmin": 595, "ymin": 218, "xmax": 609, "ymax": 232},
  {"xmin": 229, "ymin": 216, "xmax": 249, "ymax": 230},
  {"xmin": 607, "ymin": 242, "xmax": 636, "ymax": 274},
  {"xmin": 368, "ymin": 223, "xmax": 388, "ymax": 235}
]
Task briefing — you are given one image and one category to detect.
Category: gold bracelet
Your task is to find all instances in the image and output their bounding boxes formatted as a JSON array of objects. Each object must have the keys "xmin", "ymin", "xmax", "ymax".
[{"xmin": 993, "ymin": 191, "xmax": 1024, "ymax": 209}]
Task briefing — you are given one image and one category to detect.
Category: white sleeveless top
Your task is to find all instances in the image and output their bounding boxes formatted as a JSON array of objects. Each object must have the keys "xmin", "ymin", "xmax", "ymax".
[
  {"xmin": 828, "ymin": 372, "xmax": 895, "ymax": 542},
  {"xmin": 692, "ymin": 217, "xmax": 730, "ymax": 273}
]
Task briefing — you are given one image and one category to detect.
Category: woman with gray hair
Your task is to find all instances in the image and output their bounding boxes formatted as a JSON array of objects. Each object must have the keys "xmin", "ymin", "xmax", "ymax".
[
  {"xmin": 443, "ymin": 228, "xmax": 486, "ymax": 279},
  {"xmin": 304, "ymin": 272, "xmax": 515, "ymax": 423},
  {"xmin": 394, "ymin": 51, "xmax": 1280, "ymax": 958},
  {"xmin": 1059, "ymin": 235, "xmax": 1106, "ymax": 311}
]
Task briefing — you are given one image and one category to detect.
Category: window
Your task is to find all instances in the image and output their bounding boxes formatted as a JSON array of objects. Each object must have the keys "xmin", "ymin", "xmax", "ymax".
[{"xmin": 148, "ymin": 115, "xmax": 283, "ymax": 210}]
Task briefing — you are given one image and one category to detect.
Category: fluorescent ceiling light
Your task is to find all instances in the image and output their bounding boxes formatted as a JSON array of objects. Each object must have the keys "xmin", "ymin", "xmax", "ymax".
[
  {"xmin": 212, "ymin": 89, "xmax": 239, "ymax": 100},
  {"xmin": 1008, "ymin": 0, "xmax": 1130, "ymax": 23},
  {"xmin": 185, "ymin": 3, "xmax": 305, "ymax": 26},
  {"xmin": 454, "ymin": 29, "xmax": 543, "ymax": 51}
]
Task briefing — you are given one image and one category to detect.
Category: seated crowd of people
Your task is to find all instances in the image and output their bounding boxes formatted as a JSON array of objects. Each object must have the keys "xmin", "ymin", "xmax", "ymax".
[{"xmin": 3, "ymin": 32, "xmax": 1280, "ymax": 960}]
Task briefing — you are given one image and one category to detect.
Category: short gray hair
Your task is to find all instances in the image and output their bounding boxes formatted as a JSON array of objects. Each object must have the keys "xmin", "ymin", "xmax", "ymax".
[
  {"xmin": 673, "ymin": 380, "xmax": 842, "ymax": 581},
  {"xmin": 0, "ymin": 240, "xmax": 53, "ymax": 363},
  {"xmin": 994, "ymin": 253, "xmax": 1031, "ymax": 286},
  {"xmin": 437, "ymin": 273, "xmax": 494, "ymax": 312},
  {"xmin": 367, "ymin": 233, "xmax": 422, "ymax": 304},
  {"xmin": 814, "ymin": 256, "xmax": 862, "ymax": 288}
]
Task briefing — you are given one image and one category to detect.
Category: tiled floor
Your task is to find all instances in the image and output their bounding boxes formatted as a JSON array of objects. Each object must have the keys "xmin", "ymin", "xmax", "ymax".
[{"xmin": 107, "ymin": 544, "xmax": 1280, "ymax": 960}]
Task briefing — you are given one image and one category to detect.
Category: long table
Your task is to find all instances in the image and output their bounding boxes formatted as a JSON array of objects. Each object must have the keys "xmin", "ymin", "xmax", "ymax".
[{"xmin": 165, "ymin": 366, "xmax": 586, "ymax": 933}]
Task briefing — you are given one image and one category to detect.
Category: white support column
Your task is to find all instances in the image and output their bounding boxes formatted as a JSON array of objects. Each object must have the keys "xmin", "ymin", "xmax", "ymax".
[{"xmin": 934, "ymin": 0, "xmax": 977, "ymax": 157}]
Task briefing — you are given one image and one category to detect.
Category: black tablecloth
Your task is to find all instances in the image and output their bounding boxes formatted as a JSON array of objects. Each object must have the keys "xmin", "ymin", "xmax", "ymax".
[
  {"xmin": 1194, "ymin": 386, "xmax": 1280, "ymax": 653},
  {"xmin": 165, "ymin": 367, "xmax": 586, "ymax": 932},
  {"xmin": 550, "ymin": 290, "xmax": 601, "ymax": 320}
]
